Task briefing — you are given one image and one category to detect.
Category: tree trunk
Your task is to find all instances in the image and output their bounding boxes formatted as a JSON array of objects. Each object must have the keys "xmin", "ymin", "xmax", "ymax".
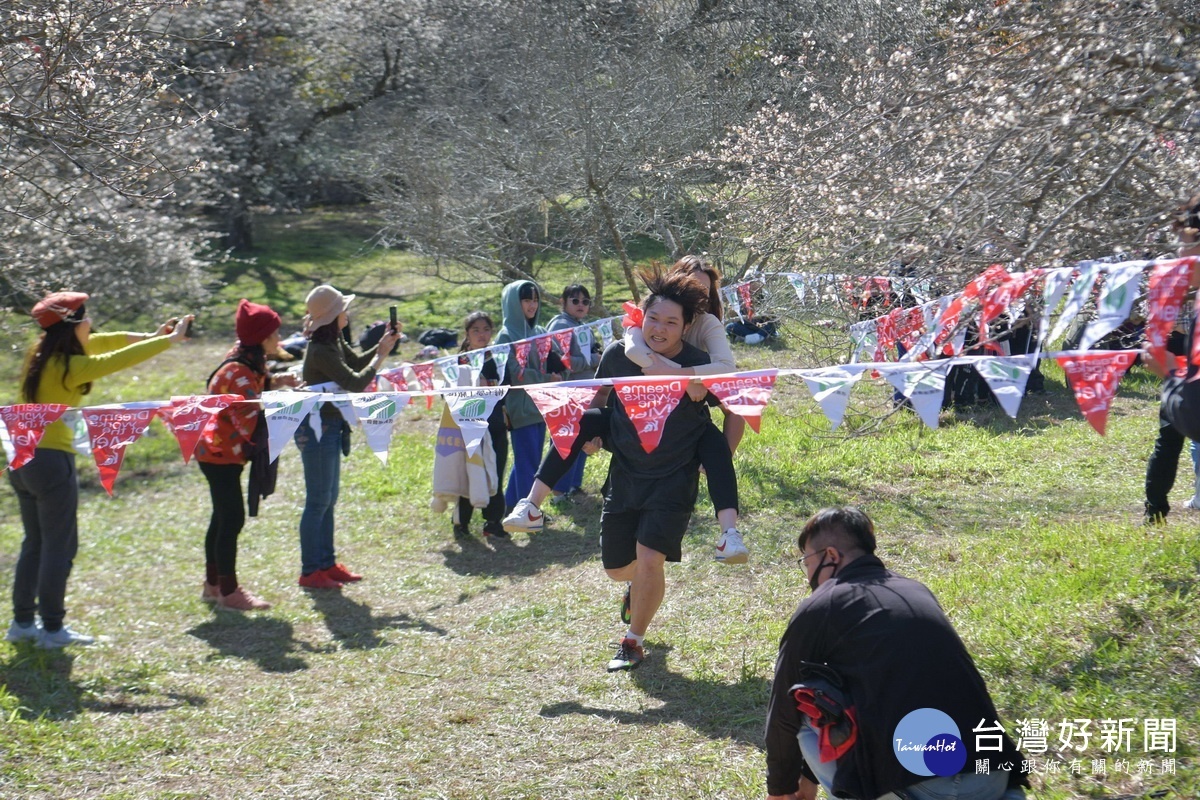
[
  {"xmin": 591, "ymin": 180, "xmax": 638, "ymax": 302},
  {"xmin": 222, "ymin": 199, "xmax": 255, "ymax": 252}
]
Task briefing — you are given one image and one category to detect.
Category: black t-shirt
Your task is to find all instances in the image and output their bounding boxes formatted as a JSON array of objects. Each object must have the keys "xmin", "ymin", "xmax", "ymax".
[{"xmin": 594, "ymin": 339, "xmax": 714, "ymax": 481}]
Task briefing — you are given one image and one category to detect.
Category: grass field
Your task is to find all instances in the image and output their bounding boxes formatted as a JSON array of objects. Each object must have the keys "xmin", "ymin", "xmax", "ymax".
[{"xmin": 0, "ymin": 212, "xmax": 1197, "ymax": 799}]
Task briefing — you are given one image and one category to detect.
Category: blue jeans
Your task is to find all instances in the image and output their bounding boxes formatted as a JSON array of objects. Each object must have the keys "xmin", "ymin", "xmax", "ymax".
[
  {"xmin": 295, "ymin": 417, "xmax": 342, "ymax": 575},
  {"xmin": 505, "ymin": 423, "xmax": 546, "ymax": 510},
  {"xmin": 797, "ymin": 721, "xmax": 1023, "ymax": 800}
]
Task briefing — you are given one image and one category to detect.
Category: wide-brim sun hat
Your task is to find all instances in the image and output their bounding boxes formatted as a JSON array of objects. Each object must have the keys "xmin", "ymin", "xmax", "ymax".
[{"xmin": 302, "ymin": 284, "xmax": 355, "ymax": 335}]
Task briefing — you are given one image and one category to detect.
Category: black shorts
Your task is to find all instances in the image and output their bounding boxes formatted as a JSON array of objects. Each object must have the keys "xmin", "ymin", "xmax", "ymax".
[{"xmin": 600, "ymin": 508, "xmax": 693, "ymax": 569}]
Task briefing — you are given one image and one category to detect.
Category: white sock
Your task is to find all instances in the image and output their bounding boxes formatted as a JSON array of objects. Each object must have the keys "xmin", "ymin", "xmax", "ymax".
[{"xmin": 624, "ymin": 630, "xmax": 644, "ymax": 646}]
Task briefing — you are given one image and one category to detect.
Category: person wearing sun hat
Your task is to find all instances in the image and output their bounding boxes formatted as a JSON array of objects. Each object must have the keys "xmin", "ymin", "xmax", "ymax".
[
  {"xmin": 195, "ymin": 299, "xmax": 301, "ymax": 612},
  {"xmin": 294, "ymin": 284, "xmax": 401, "ymax": 589},
  {"xmin": 6, "ymin": 291, "xmax": 192, "ymax": 649}
]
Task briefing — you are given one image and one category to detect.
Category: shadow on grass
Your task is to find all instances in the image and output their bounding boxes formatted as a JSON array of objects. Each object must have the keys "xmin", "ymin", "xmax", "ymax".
[
  {"xmin": 188, "ymin": 616, "xmax": 314, "ymax": 673},
  {"xmin": 538, "ymin": 644, "xmax": 768, "ymax": 747},
  {"xmin": 439, "ymin": 504, "xmax": 601, "ymax": 579},
  {"xmin": 0, "ymin": 645, "xmax": 207, "ymax": 721},
  {"xmin": 308, "ymin": 590, "xmax": 447, "ymax": 649}
]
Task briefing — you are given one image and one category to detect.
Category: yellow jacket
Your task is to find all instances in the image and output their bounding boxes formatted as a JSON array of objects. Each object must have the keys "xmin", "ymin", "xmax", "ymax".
[{"xmin": 28, "ymin": 332, "xmax": 171, "ymax": 453}]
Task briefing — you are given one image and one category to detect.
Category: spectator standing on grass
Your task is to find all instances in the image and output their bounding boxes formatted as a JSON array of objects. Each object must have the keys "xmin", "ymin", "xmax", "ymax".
[
  {"xmin": 453, "ymin": 311, "xmax": 510, "ymax": 541},
  {"xmin": 587, "ymin": 269, "xmax": 718, "ymax": 672},
  {"xmin": 1143, "ymin": 193, "xmax": 1200, "ymax": 524},
  {"xmin": 6, "ymin": 292, "xmax": 192, "ymax": 648},
  {"xmin": 765, "ymin": 506, "xmax": 1027, "ymax": 800},
  {"xmin": 295, "ymin": 285, "xmax": 400, "ymax": 589},
  {"xmin": 493, "ymin": 280, "xmax": 567, "ymax": 517},
  {"xmin": 504, "ymin": 256, "xmax": 750, "ymax": 566},
  {"xmin": 196, "ymin": 299, "xmax": 301, "ymax": 611},
  {"xmin": 543, "ymin": 283, "xmax": 599, "ymax": 505}
]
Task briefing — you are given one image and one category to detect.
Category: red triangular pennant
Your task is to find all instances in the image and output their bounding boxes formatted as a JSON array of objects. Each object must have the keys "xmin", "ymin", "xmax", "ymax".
[
  {"xmin": 1055, "ymin": 351, "xmax": 1138, "ymax": 435},
  {"xmin": 612, "ymin": 378, "xmax": 689, "ymax": 453},
  {"xmin": 0, "ymin": 404, "xmax": 71, "ymax": 470},
  {"xmin": 701, "ymin": 370, "xmax": 778, "ymax": 433},
  {"xmin": 526, "ymin": 386, "xmax": 600, "ymax": 457},
  {"xmin": 550, "ymin": 330, "xmax": 574, "ymax": 371},
  {"xmin": 83, "ymin": 406, "xmax": 158, "ymax": 494},
  {"xmin": 158, "ymin": 394, "xmax": 241, "ymax": 464}
]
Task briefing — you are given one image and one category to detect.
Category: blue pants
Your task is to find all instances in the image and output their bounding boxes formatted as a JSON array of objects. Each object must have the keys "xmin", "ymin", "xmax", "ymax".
[
  {"xmin": 552, "ymin": 449, "xmax": 587, "ymax": 493},
  {"xmin": 505, "ymin": 423, "xmax": 546, "ymax": 511},
  {"xmin": 295, "ymin": 417, "xmax": 342, "ymax": 575},
  {"xmin": 797, "ymin": 720, "xmax": 1023, "ymax": 800}
]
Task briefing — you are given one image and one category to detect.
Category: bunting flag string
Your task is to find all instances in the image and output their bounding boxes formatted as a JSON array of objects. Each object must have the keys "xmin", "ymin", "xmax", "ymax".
[{"xmin": 5, "ymin": 257, "xmax": 1193, "ymax": 487}]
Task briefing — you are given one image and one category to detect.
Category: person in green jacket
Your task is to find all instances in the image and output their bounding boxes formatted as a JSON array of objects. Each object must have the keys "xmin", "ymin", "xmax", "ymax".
[
  {"xmin": 6, "ymin": 291, "xmax": 192, "ymax": 649},
  {"xmin": 494, "ymin": 280, "xmax": 567, "ymax": 515}
]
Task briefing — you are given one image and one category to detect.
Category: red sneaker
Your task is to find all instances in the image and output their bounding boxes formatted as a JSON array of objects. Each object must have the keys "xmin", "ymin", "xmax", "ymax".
[
  {"xmin": 298, "ymin": 569, "xmax": 343, "ymax": 590},
  {"xmin": 325, "ymin": 563, "xmax": 362, "ymax": 583}
]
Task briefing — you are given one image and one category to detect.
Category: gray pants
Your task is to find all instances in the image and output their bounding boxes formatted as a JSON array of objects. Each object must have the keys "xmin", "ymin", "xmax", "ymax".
[{"xmin": 9, "ymin": 449, "xmax": 79, "ymax": 632}]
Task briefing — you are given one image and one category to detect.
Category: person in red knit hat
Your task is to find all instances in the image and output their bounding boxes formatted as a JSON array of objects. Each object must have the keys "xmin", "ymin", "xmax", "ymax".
[{"xmin": 194, "ymin": 299, "xmax": 300, "ymax": 611}]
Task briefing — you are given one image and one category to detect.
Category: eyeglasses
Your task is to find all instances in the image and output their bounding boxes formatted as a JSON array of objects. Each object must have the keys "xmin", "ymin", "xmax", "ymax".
[
  {"xmin": 569, "ymin": 297, "xmax": 591, "ymax": 306},
  {"xmin": 797, "ymin": 550, "xmax": 824, "ymax": 568}
]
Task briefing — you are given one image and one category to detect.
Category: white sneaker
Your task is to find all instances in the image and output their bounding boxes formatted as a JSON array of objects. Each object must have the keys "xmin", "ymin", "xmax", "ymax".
[
  {"xmin": 502, "ymin": 498, "xmax": 545, "ymax": 533},
  {"xmin": 37, "ymin": 626, "xmax": 95, "ymax": 649},
  {"xmin": 714, "ymin": 528, "xmax": 749, "ymax": 564},
  {"xmin": 5, "ymin": 619, "xmax": 41, "ymax": 643},
  {"xmin": 1185, "ymin": 497, "xmax": 1200, "ymax": 511}
]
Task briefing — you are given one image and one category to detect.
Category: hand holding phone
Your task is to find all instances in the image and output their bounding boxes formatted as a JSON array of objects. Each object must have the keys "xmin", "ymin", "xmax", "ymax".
[{"xmin": 389, "ymin": 306, "xmax": 399, "ymax": 334}]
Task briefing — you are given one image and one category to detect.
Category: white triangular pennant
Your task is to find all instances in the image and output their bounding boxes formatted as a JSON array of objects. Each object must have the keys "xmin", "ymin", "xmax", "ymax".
[
  {"xmin": 801, "ymin": 365, "xmax": 869, "ymax": 429},
  {"xmin": 349, "ymin": 392, "xmax": 409, "ymax": 464},
  {"xmin": 880, "ymin": 362, "xmax": 952, "ymax": 428},
  {"xmin": 1078, "ymin": 261, "xmax": 1149, "ymax": 350},
  {"xmin": 262, "ymin": 392, "xmax": 321, "ymax": 463},
  {"xmin": 971, "ymin": 355, "xmax": 1035, "ymax": 419},
  {"xmin": 444, "ymin": 387, "xmax": 508, "ymax": 456}
]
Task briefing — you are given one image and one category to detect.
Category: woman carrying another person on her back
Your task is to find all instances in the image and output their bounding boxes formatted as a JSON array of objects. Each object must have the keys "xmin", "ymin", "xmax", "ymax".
[
  {"xmin": 196, "ymin": 299, "xmax": 300, "ymax": 611},
  {"xmin": 504, "ymin": 256, "xmax": 749, "ymax": 564},
  {"xmin": 295, "ymin": 285, "xmax": 400, "ymax": 589},
  {"xmin": 6, "ymin": 292, "xmax": 192, "ymax": 648}
]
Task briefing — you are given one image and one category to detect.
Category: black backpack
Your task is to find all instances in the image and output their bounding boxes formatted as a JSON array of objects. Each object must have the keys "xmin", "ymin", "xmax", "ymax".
[{"xmin": 418, "ymin": 327, "xmax": 458, "ymax": 348}]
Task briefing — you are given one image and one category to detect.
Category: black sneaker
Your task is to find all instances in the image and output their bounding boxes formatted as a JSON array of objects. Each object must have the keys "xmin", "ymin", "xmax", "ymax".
[
  {"xmin": 483, "ymin": 521, "xmax": 510, "ymax": 540},
  {"xmin": 606, "ymin": 637, "xmax": 645, "ymax": 672},
  {"xmin": 453, "ymin": 523, "xmax": 470, "ymax": 539},
  {"xmin": 620, "ymin": 583, "xmax": 631, "ymax": 625}
]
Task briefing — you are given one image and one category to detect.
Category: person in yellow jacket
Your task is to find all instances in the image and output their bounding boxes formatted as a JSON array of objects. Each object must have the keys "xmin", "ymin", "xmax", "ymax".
[{"xmin": 6, "ymin": 291, "xmax": 192, "ymax": 649}]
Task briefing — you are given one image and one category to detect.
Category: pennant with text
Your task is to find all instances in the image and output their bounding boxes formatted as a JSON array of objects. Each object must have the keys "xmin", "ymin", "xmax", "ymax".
[
  {"xmin": 575, "ymin": 326, "xmax": 594, "ymax": 366},
  {"xmin": 880, "ymin": 361, "xmax": 953, "ymax": 429},
  {"xmin": 612, "ymin": 377, "xmax": 690, "ymax": 453},
  {"xmin": 435, "ymin": 356, "xmax": 461, "ymax": 386},
  {"xmin": 593, "ymin": 318, "xmax": 615, "ymax": 349},
  {"xmin": 550, "ymin": 329, "xmax": 574, "ymax": 371},
  {"xmin": 1047, "ymin": 261, "xmax": 1102, "ymax": 345},
  {"xmin": 83, "ymin": 405, "xmax": 158, "ymax": 494},
  {"xmin": 702, "ymin": 369, "xmax": 778, "ymax": 433},
  {"xmin": 1055, "ymin": 350, "xmax": 1138, "ymax": 435},
  {"xmin": 737, "ymin": 283, "xmax": 756, "ymax": 320},
  {"xmin": 445, "ymin": 387, "xmax": 508, "ymax": 457},
  {"xmin": 514, "ymin": 340, "xmax": 531, "ymax": 380},
  {"xmin": 159, "ymin": 394, "xmax": 241, "ymax": 464},
  {"xmin": 262, "ymin": 392, "xmax": 321, "ymax": 463},
  {"xmin": 0, "ymin": 403, "xmax": 71, "ymax": 470},
  {"xmin": 801, "ymin": 366, "xmax": 868, "ymax": 429},
  {"xmin": 971, "ymin": 356, "xmax": 1036, "ymax": 419},
  {"xmin": 526, "ymin": 386, "xmax": 601, "ymax": 458},
  {"xmin": 1144, "ymin": 258, "xmax": 1192, "ymax": 371},
  {"xmin": 349, "ymin": 392, "xmax": 410, "ymax": 464},
  {"xmin": 1078, "ymin": 261, "xmax": 1148, "ymax": 351},
  {"xmin": 534, "ymin": 333, "xmax": 554, "ymax": 372}
]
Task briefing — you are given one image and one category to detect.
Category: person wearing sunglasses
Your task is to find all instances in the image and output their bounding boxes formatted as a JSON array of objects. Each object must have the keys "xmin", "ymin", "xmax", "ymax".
[
  {"xmin": 766, "ymin": 507, "xmax": 1027, "ymax": 800},
  {"xmin": 544, "ymin": 284, "xmax": 600, "ymax": 504}
]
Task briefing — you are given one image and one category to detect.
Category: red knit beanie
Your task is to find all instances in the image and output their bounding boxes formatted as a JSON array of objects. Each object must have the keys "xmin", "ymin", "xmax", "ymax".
[{"xmin": 235, "ymin": 299, "xmax": 281, "ymax": 346}]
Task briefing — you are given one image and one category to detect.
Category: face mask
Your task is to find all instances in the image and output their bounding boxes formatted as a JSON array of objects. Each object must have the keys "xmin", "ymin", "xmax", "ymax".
[{"xmin": 808, "ymin": 554, "xmax": 838, "ymax": 591}]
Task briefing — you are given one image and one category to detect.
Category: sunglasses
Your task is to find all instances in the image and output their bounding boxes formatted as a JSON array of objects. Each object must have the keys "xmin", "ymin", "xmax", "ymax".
[{"xmin": 569, "ymin": 297, "xmax": 592, "ymax": 306}]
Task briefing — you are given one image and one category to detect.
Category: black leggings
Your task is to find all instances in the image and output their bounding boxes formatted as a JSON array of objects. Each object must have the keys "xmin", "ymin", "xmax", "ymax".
[
  {"xmin": 199, "ymin": 461, "xmax": 245, "ymax": 575},
  {"xmin": 458, "ymin": 411, "xmax": 510, "ymax": 526},
  {"xmin": 533, "ymin": 407, "xmax": 739, "ymax": 517}
]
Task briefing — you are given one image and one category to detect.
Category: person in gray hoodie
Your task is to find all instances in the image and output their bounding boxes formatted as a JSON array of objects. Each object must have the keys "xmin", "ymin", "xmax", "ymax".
[{"xmin": 494, "ymin": 280, "xmax": 567, "ymax": 514}]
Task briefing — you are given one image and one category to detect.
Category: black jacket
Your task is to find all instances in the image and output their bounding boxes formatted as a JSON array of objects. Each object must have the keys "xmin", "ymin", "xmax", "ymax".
[{"xmin": 765, "ymin": 555, "xmax": 1027, "ymax": 798}]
